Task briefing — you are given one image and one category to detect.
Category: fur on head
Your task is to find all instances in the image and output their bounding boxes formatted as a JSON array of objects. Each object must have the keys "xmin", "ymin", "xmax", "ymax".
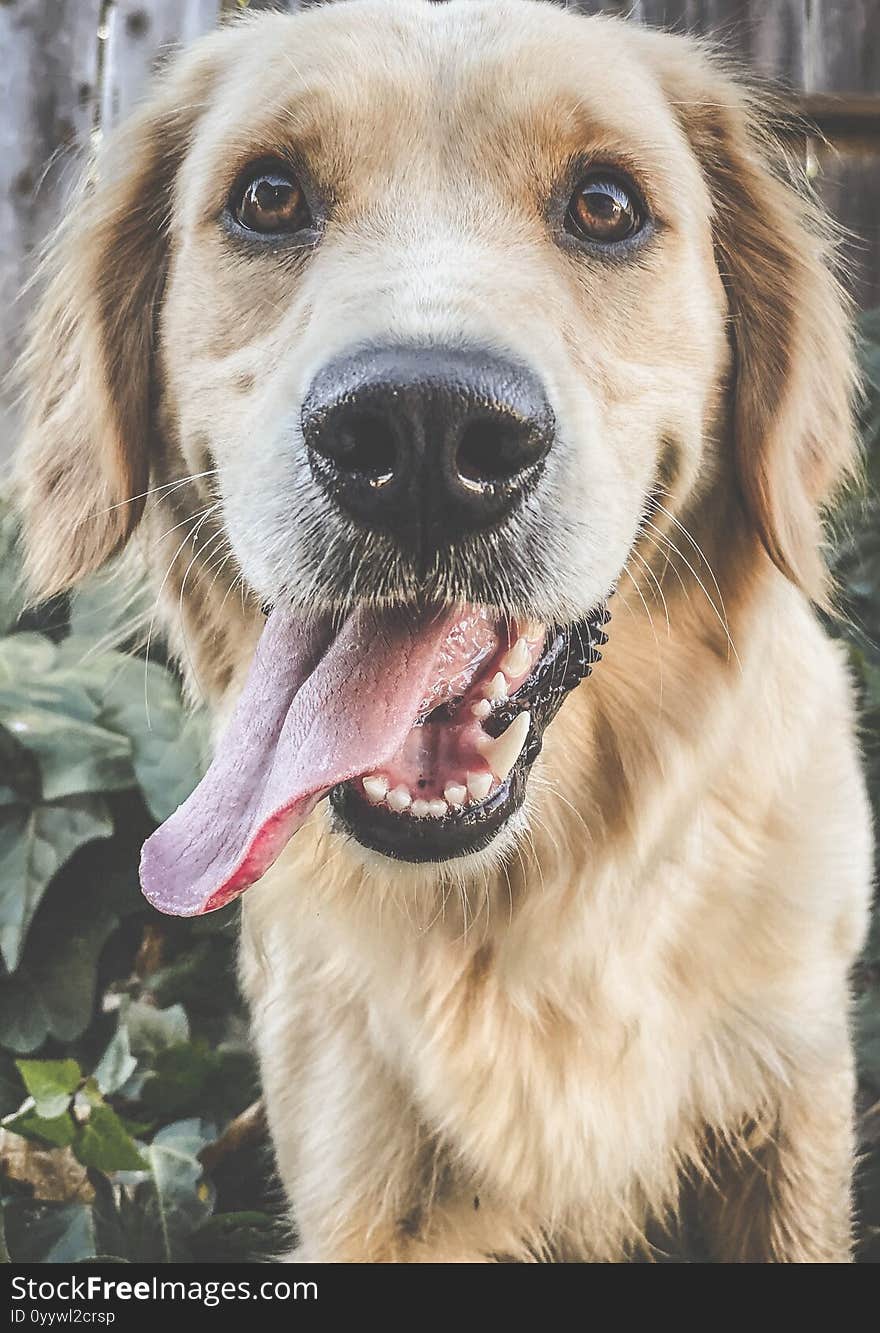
[
  {"xmin": 14, "ymin": 2, "xmax": 871, "ymax": 1268},
  {"xmin": 17, "ymin": 0, "xmax": 854, "ymax": 615},
  {"xmin": 15, "ymin": 0, "xmax": 857, "ymax": 902}
]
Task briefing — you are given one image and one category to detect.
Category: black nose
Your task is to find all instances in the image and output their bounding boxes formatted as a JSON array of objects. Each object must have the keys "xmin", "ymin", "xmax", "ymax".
[{"xmin": 300, "ymin": 345, "xmax": 554, "ymax": 552}]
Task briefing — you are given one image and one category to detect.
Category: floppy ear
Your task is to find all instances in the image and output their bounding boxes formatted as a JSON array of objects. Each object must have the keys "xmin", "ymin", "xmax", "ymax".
[
  {"xmin": 662, "ymin": 46, "xmax": 857, "ymax": 605},
  {"xmin": 15, "ymin": 42, "xmax": 222, "ymax": 598}
]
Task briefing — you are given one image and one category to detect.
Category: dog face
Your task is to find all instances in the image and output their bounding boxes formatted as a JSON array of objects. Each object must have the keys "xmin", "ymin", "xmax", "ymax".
[
  {"xmin": 163, "ymin": 0, "xmax": 727, "ymax": 624},
  {"xmin": 18, "ymin": 0, "xmax": 854, "ymax": 902}
]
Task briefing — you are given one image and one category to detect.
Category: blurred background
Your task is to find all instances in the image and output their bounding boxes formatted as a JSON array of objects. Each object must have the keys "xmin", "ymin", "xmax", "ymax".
[{"xmin": 0, "ymin": 0, "xmax": 878, "ymax": 1263}]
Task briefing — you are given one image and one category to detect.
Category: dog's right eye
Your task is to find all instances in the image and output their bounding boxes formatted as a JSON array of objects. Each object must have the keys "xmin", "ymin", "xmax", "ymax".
[
  {"xmin": 230, "ymin": 166, "xmax": 312, "ymax": 236},
  {"xmin": 565, "ymin": 171, "xmax": 645, "ymax": 248}
]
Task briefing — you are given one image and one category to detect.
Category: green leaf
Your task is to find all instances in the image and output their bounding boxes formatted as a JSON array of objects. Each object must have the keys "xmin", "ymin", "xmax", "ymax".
[
  {"xmin": 89, "ymin": 1170, "xmax": 130, "ymax": 1263},
  {"xmin": 856, "ymin": 988, "xmax": 880, "ymax": 1098},
  {"xmin": 0, "ymin": 796, "xmax": 113, "ymax": 972},
  {"xmin": 73, "ymin": 1104, "xmax": 147, "ymax": 1172},
  {"xmin": 15, "ymin": 1057, "xmax": 81, "ymax": 1118},
  {"xmin": 0, "ymin": 501, "xmax": 23, "ymax": 634},
  {"xmin": 0, "ymin": 935, "xmax": 112, "ymax": 1055},
  {"xmin": 139, "ymin": 1041, "xmax": 231, "ymax": 1119},
  {"xmin": 132, "ymin": 1120, "xmax": 214, "ymax": 1262},
  {"xmin": 0, "ymin": 632, "xmax": 58, "ymax": 681},
  {"xmin": 68, "ymin": 561, "xmax": 152, "ymax": 650},
  {"xmin": 0, "ymin": 968, "xmax": 54, "ymax": 1052},
  {"xmin": 123, "ymin": 1000, "xmax": 190, "ymax": 1060},
  {"xmin": 2, "ymin": 1201, "xmax": 97, "ymax": 1263},
  {"xmin": 139, "ymin": 1043, "xmax": 256, "ymax": 1126},
  {"xmin": 0, "ymin": 675, "xmax": 100, "ymax": 729},
  {"xmin": 0, "ymin": 704, "xmax": 134, "ymax": 801},
  {"xmin": 80, "ymin": 1076, "xmax": 104, "ymax": 1107},
  {"xmin": 0, "ymin": 895, "xmax": 128, "ymax": 1054},
  {"xmin": 0, "ymin": 721, "xmax": 40, "ymax": 804},
  {"xmin": 3, "ymin": 1106, "xmax": 75, "ymax": 1148},
  {"xmin": 81, "ymin": 653, "xmax": 208, "ymax": 823},
  {"xmin": 94, "ymin": 1025, "xmax": 137, "ymax": 1096},
  {"xmin": 145, "ymin": 931, "xmax": 243, "ymax": 1026},
  {"xmin": 0, "ymin": 1049, "xmax": 26, "ymax": 1117},
  {"xmin": 0, "ymin": 804, "xmax": 147, "ymax": 1052},
  {"xmin": 118, "ymin": 1115, "xmax": 155, "ymax": 1138}
]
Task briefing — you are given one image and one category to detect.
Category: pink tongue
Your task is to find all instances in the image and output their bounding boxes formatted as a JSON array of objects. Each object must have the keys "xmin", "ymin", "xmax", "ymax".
[{"xmin": 139, "ymin": 604, "xmax": 460, "ymax": 916}]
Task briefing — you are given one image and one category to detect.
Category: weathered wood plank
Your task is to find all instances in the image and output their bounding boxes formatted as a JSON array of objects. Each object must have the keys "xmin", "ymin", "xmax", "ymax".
[
  {"xmin": 743, "ymin": 0, "xmax": 812, "ymax": 85},
  {"xmin": 567, "ymin": 2, "xmax": 812, "ymax": 84},
  {"xmin": 0, "ymin": 0, "xmax": 104, "ymax": 466},
  {"xmin": 101, "ymin": 0, "xmax": 222, "ymax": 130},
  {"xmin": 810, "ymin": 0, "xmax": 880, "ymax": 93},
  {"xmin": 795, "ymin": 93, "xmax": 880, "ymax": 136},
  {"xmin": 639, "ymin": 1, "xmax": 811, "ymax": 84},
  {"xmin": 814, "ymin": 138, "xmax": 880, "ymax": 310}
]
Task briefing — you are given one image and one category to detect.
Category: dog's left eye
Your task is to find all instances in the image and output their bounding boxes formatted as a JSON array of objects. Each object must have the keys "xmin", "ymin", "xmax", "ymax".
[
  {"xmin": 230, "ymin": 166, "xmax": 311, "ymax": 236},
  {"xmin": 566, "ymin": 173, "xmax": 643, "ymax": 246}
]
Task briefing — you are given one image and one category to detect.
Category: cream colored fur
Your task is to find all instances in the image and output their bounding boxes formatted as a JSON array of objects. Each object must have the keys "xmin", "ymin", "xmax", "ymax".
[{"xmin": 15, "ymin": 0, "xmax": 873, "ymax": 1261}]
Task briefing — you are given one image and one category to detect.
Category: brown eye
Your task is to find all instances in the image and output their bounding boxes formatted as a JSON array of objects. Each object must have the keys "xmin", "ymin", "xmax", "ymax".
[
  {"xmin": 232, "ymin": 167, "xmax": 311, "ymax": 235},
  {"xmin": 566, "ymin": 173, "xmax": 643, "ymax": 245}
]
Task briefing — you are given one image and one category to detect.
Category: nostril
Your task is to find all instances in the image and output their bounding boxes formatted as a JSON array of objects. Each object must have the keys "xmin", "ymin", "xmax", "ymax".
[
  {"xmin": 329, "ymin": 410, "xmax": 397, "ymax": 485},
  {"xmin": 456, "ymin": 417, "xmax": 533, "ymax": 487},
  {"xmin": 303, "ymin": 346, "xmax": 555, "ymax": 543}
]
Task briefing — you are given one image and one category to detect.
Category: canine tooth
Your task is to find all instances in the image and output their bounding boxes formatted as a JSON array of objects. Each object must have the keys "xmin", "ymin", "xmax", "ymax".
[
  {"xmin": 471, "ymin": 699, "xmax": 492, "ymax": 721},
  {"xmin": 444, "ymin": 783, "xmax": 467, "ymax": 807},
  {"xmin": 387, "ymin": 786, "xmax": 412, "ymax": 813},
  {"xmin": 363, "ymin": 775, "xmax": 388, "ymax": 804},
  {"xmin": 467, "ymin": 771, "xmax": 493, "ymax": 802},
  {"xmin": 501, "ymin": 637, "xmax": 531, "ymax": 679},
  {"xmin": 483, "ymin": 672, "xmax": 508, "ymax": 702},
  {"xmin": 427, "ymin": 799, "xmax": 448, "ymax": 818},
  {"xmin": 411, "ymin": 799, "xmax": 431, "ymax": 817},
  {"xmin": 479, "ymin": 711, "xmax": 531, "ymax": 783}
]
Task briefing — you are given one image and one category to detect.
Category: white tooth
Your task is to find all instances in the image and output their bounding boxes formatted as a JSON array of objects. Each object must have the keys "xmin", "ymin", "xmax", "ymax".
[
  {"xmin": 444, "ymin": 783, "xmax": 467, "ymax": 807},
  {"xmin": 387, "ymin": 785, "xmax": 412, "ymax": 813},
  {"xmin": 467, "ymin": 771, "xmax": 493, "ymax": 802},
  {"xmin": 479, "ymin": 711, "xmax": 531, "ymax": 783},
  {"xmin": 363, "ymin": 775, "xmax": 388, "ymax": 804},
  {"xmin": 411, "ymin": 799, "xmax": 430, "ymax": 817},
  {"xmin": 521, "ymin": 618, "xmax": 545, "ymax": 644},
  {"xmin": 483, "ymin": 672, "xmax": 508, "ymax": 702},
  {"xmin": 501, "ymin": 637, "xmax": 531, "ymax": 679},
  {"xmin": 427, "ymin": 799, "xmax": 448, "ymax": 818},
  {"xmin": 470, "ymin": 699, "xmax": 492, "ymax": 721}
]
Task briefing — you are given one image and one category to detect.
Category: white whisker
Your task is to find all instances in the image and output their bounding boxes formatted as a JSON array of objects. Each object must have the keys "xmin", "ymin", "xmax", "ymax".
[
  {"xmin": 143, "ymin": 502, "xmax": 220, "ymax": 727},
  {"xmin": 96, "ymin": 469, "xmax": 219, "ymax": 517},
  {"xmin": 643, "ymin": 519, "xmax": 742, "ymax": 672}
]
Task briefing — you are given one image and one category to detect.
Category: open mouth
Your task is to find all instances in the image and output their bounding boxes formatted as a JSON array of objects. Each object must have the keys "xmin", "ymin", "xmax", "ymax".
[
  {"xmin": 138, "ymin": 598, "xmax": 608, "ymax": 916},
  {"xmin": 330, "ymin": 609, "xmax": 608, "ymax": 862}
]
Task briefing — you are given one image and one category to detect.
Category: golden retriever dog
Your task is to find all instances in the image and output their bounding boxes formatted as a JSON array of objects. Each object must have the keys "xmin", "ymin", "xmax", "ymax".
[{"xmin": 15, "ymin": 0, "xmax": 873, "ymax": 1262}]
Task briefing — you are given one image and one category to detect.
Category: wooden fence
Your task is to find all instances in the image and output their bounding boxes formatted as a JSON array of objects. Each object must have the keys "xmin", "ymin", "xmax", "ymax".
[{"xmin": 1, "ymin": 0, "xmax": 878, "ymax": 463}]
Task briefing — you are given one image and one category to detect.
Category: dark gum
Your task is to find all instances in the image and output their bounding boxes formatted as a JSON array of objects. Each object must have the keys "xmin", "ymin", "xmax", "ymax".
[{"xmin": 330, "ymin": 602, "xmax": 610, "ymax": 862}]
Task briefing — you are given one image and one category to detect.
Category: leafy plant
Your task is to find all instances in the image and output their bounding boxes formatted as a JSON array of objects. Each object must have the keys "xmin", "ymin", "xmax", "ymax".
[
  {"xmin": 1, "ymin": 312, "xmax": 879, "ymax": 1262},
  {"xmin": 0, "ymin": 525, "xmax": 285, "ymax": 1262},
  {"xmin": 831, "ymin": 310, "xmax": 880, "ymax": 1262}
]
